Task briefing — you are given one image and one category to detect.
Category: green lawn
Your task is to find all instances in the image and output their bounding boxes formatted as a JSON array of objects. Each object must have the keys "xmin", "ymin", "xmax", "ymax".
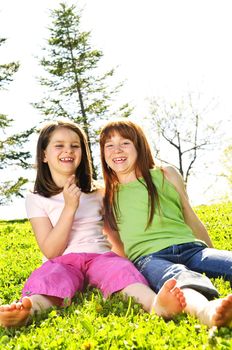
[{"xmin": 0, "ymin": 202, "xmax": 232, "ymax": 349}]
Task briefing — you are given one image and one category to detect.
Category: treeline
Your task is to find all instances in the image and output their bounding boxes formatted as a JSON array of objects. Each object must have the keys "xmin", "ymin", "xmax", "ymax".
[{"xmin": 0, "ymin": 2, "xmax": 231, "ymax": 205}]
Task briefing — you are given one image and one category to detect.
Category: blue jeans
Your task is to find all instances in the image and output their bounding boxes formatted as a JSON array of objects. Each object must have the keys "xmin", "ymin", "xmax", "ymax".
[{"xmin": 135, "ymin": 242, "xmax": 232, "ymax": 300}]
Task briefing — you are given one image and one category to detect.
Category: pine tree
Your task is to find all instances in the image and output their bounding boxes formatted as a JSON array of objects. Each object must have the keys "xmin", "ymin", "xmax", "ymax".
[
  {"xmin": 0, "ymin": 38, "xmax": 32, "ymax": 204},
  {"xmin": 33, "ymin": 3, "xmax": 131, "ymax": 177}
]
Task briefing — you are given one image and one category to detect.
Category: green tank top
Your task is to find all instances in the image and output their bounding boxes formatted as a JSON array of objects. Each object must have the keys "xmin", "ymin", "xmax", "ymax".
[{"xmin": 116, "ymin": 168, "xmax": 201, "ymax": 262}]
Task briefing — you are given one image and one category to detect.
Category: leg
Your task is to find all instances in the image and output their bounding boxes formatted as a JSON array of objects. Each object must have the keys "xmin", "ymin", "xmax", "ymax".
[
  {"xmin": 0, "ymin": 295, "xmax": 61, "ymax": 328},
  {"xmin": 135, "ymin": 252, "xmax": 189, "ymax": 293},
  {"xmin": 183, "ymin": 288, "xmax": 232, "ymax": 328},
  {"xmin": 135, "ymin": 253, "xmax": 219, "ymax": 299},
  {"xmin": 22, "ymin": 255, "xmax": 84, "ymax": 302},
  {"xmin": 0, "ymin": 253, "xmax": 85, "ymax": 328},
  {"xmin": 184, "ymin": 246, "xmax": 232, "ymax": 285},
  {"xmin": 121, "ymin": 279, "xmax": 186, "ymax": 319},
  {"xmin": 87, "ymin": 252, "xmax": 186, "ymax": 318}
]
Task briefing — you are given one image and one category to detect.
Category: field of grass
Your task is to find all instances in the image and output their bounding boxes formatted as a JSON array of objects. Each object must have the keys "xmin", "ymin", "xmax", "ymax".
[{"xmin": 0, "ymin": 202, "xmax": 232, "ymax": 349}]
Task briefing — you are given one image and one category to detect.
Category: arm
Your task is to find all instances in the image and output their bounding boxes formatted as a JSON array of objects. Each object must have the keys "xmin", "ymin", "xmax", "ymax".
[
  {"xmin": 103, "ymin": 220, "xmax": 127, "ymax": 257},
  {"xmin": 30, "ymin": 175, "xmax": 82, "ymax": 259},
  {"xmin": 163, "ymin": 166, "xmax": 214, "ymax": 248},
  {"xmin": 99, "ymin": 186, "xmax": 127, "ymax": 258}
]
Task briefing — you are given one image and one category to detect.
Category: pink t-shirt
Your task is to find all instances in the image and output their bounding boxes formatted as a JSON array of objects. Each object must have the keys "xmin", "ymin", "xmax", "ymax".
[{"xmin": 25, "ymin": 190, "xmax": 111, "ymax": 261}]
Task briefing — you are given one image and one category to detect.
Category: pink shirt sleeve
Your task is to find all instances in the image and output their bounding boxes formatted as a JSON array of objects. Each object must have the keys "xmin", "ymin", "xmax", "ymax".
[{"xmin": 25, "ymin": 192, "xmax": 47, "ymax": 219}]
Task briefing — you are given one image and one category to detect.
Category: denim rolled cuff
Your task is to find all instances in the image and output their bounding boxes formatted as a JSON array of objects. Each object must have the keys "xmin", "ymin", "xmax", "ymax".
[{"xmin": 175, "ymin": 270, "xmax": 219, "ymax": 300}]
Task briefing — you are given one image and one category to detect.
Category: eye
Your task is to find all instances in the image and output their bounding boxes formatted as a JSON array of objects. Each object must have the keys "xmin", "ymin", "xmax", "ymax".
[
  {"xmin": 105, "ymin": 143, "xmax": 113, "ymax": 148},
  {"xmin": 55, "ymin": 144, "xmax": 63, "ymax": 148},
  {"xmin": 72, "ymin": 144, "xmax": 80, "ymax": 148},
  {"xmin": 122, "ymin": 140, "xmax": 131, "ymax": 146}
]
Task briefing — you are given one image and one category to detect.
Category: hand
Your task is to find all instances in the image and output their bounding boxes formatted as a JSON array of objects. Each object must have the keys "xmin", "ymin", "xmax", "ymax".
[{"xmin": 63, "ymin": 175, "xmax": 81, "ymax": 211}]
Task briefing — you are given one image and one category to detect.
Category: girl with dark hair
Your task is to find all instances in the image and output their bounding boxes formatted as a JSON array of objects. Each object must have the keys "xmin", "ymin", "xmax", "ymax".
[
  {"xmin": 100, "ymin": 119, "xmax": 232, "ymax": 328},
  {"xmin": 0, "ymin": 120, "xmax": 186, "ymax": 328}
]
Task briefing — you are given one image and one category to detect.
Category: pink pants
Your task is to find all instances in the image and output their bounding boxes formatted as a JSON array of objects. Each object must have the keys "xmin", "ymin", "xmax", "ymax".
[{"xmin": 22, "ymin": 252, "xmax": 148, "ymax": 302}]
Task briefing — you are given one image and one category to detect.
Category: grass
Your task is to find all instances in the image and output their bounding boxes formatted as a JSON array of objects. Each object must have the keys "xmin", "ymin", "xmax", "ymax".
[{"xmin": 0, "ymin": 202, "xmax": 232, "ymax": 349}]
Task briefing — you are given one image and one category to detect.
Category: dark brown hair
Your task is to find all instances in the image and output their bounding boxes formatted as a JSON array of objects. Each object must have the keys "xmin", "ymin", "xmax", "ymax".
[
  {"xmin": 99, "ymin": 119, "xmax": 160, "ymax": 231},
  {"xmin": 34, "ymin": 120, "xmax": 93, "ymax": 197}
]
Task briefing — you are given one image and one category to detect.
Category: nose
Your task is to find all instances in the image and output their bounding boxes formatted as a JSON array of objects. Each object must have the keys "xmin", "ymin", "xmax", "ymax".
[
  {"xmin": 64, "ymin": 145, "xmax": 73, "ymax": 153},
  {"xmin": 114, "ymin": 144, "xmax": 123, "ymax": 152}
]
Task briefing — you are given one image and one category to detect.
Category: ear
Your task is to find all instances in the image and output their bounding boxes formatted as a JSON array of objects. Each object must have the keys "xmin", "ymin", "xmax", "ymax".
[{"xmin": 43, "ymin": 151, "xmax": 48, "ymax": 163}]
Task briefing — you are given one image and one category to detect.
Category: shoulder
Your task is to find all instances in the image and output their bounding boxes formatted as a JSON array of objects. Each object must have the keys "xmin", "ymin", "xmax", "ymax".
[
  {"xmin": 25, "ymin": 191, "xmax": 51, "ymax": 202},
  {"xmin": 162, "ymin": 165, "xmax": 182, "ymax": 182},
  {"xmin": 150, "ymin": 165, "xmax": 180, "ymax": 183},
  {"xmin": 162, "ymin": 165, "xmax": 187, "ymax": 195},
  {"xmin": 25, "ymin": 191, "xmax": 49, "ymax": 218},
  {"xmin": 25, "ymin": 191, "xmax": 41, "ymax": 203},
  {"xmin": 85, "ymin": 187, "xmax": 105, "ymax": 203}
]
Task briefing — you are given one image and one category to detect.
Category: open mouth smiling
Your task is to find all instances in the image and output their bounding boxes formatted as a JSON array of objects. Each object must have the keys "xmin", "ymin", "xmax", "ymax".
[
  {"xmin": 60, "ymin": 157, "xmax": 74, "ymax": 162},
  {"xmin": 113, "ymin": 157, "xmax": 127, "ymax": 163}
]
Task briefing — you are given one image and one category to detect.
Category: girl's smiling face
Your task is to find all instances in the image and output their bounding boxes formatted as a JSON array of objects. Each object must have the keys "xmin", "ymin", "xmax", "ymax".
[
  {"xmin": 104, "ymin": 132, "xmax": 138, "ymax": 183},
  {"xmin": 43, "ymin": 127, "xmax": 82, "ymax": 186}
]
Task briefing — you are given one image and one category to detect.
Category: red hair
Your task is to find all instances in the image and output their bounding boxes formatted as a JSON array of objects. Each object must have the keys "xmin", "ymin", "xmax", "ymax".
[{"xmin": 100, "ymin": 119, "xmax": 160, "ymax": 231}]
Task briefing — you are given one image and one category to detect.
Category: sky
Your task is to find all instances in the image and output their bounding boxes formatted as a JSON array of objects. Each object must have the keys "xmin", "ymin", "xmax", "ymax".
[{"xmin": 0, "ymin": 0, "xmax": 232, "ymax": 219}]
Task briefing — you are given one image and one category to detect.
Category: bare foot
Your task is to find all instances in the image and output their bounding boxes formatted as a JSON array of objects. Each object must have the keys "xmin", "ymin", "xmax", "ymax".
[
  {"xmin": 153, "ymin": 278, "xmax": 186, "ymax": 319},
  {"xmin": 197, "ymin": 294, "xmax": 232, "ymax": 328},
  {"xmin": 0, "ymin": 297, "xmax": 32, "ymax": 328},
  {"xmin": 211, "ymin": 294, "xmax": 232, "ymax": 327}
]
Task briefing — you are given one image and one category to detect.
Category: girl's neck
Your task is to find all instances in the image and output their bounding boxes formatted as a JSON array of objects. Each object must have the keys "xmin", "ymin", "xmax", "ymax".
[
  {"xmin": 117, "ymin": 172, "xmax": 138, "ymax": 184},
  {"xmin": 53, "ymin": 173, "xmax": 76, "ymax": 187}
]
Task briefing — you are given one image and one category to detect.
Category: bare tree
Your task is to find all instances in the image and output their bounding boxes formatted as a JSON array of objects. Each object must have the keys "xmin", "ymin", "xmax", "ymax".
[{"xmin": 148, "ymin": 92, "xmax": 220, "ymax": 184}]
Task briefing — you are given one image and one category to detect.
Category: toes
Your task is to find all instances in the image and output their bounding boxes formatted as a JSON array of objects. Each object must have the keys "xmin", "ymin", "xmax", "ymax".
[
  {"xmin": 180, "ymin": 297, "xmax": 186, "ymax": 307},
  {"xmin": 22, "ymin": 297, "xmax": 32, "ymax": 310},
  {"xmin": 15, "ymin": 302, "xmax": 23, "ymax": 310},
  {"xmin": 218, "ymin": 297, "xmax": 232, "ymax": 310},
  {"xmin": 10, "ymin": 302, "xmax": 18, "ymax": 310},
  {"xmin": 163, "ymin": 278, "xmax": 177, "ymax": 291},
  {"xmin": 0, "ymin": 305, "xmax": 10, "ymax": 311},
  {"xmin": 0, "ymin": 298, "xmax": 32, "ymax": 317},
  {"xmin": 211, "ymin": 296, "xmax": 232, "ymax": 327},
  {"xmin": 172, "ymin": 287, "xmax": 183, "ymax": 298}
]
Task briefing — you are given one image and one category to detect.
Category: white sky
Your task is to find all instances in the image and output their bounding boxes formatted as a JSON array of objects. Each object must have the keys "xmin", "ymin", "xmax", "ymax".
[{"xmin": 0, "ymin": 0, "xmax": 232, "ymax": 219}]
